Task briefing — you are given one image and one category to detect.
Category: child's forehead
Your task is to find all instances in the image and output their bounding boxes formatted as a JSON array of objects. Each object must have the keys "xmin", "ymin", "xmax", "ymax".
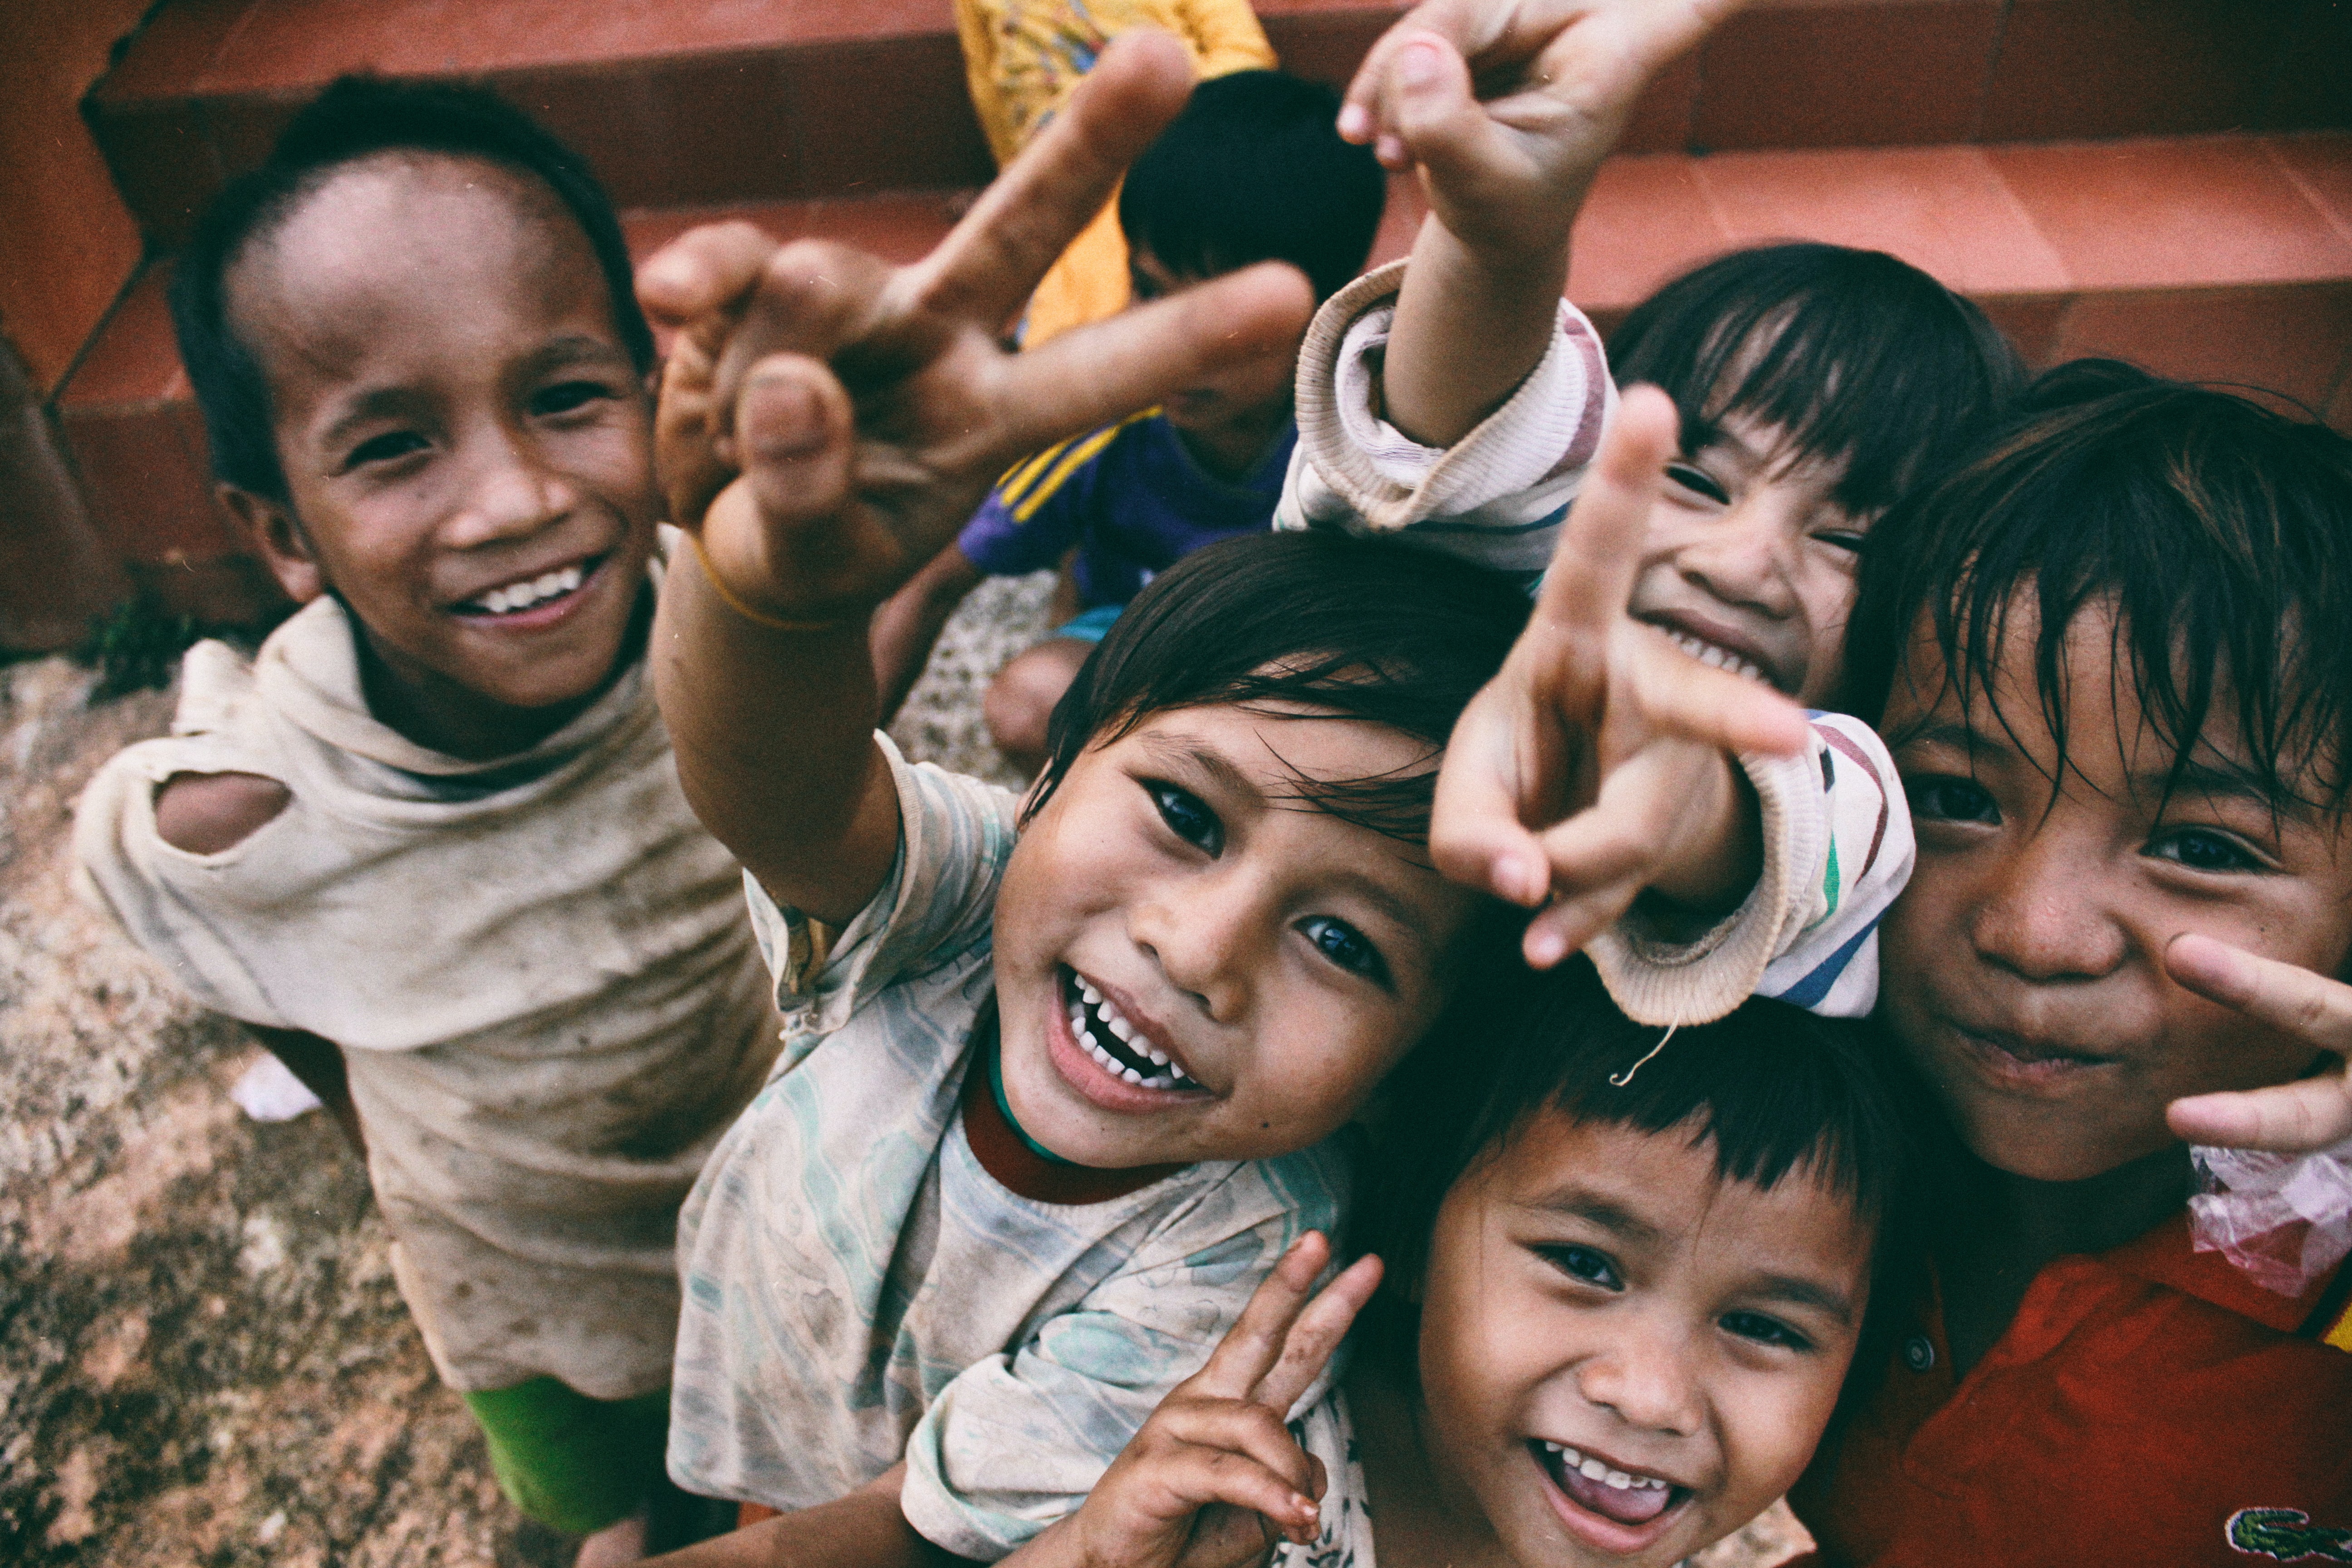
[
  {"xmin": 1889, "ymin": 590, "xmax": 2344, "ymax": 823},
  {"xmin": 1488, "ymin": 1109, "xmax": 1872, "ymax": 1267},
  {"xmin": 229, "ymin": 153, "xmax": 596, "ymax": 346}
]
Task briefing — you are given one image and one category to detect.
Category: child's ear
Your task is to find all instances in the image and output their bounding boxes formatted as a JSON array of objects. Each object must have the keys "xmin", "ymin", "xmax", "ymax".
[{"xmin": 220, "ymin": 485, "xmax": 325, "ymax": 604}]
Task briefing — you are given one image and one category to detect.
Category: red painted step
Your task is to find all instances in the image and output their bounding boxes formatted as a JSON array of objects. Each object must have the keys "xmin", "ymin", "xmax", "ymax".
[
  {"xmin": 55, "ymin": 132, "xmax": 2352, "ymax": 622},
  {"xmin": 88, "ymin": 0, "xmax": 2352, "ymax": 249}
]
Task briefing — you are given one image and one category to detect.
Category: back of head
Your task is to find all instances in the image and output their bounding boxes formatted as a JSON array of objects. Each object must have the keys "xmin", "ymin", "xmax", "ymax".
[
  {"xmin": 1029, "ymin": 530, "xmax": 1532, "ymax": 842},
  {"xmin": 1610, "ymin": 243, "xmax": 2026, "ymax": 519},
  {"xmin": 1845, "ymin": 359, "xmax": 2352, "ymax": 813},
  {"xmin": 171, "ymin": 75, "xmax": 654, "ymax": 504},
  {"xmin": 1117, "ymin": 69, "xmax": 1386, "ymax": 304},
  {"xmin": 1356, "ymin": 956, "xmax": 1932, "ymax": 1405}
]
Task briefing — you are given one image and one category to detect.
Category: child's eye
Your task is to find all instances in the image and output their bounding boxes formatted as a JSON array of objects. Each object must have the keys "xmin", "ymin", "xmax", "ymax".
[
  {"xmin": 1664, "ymin": 461, "xmax": 1730, "ymax": 505},
  {"xmin": 1296, "ymin": 915, "xmax": 1390, "ymax": 987},
  {"xmin": 532, "ymin": 380, "xmax": 617, "ymax": 417},
  {"xmin": 1906, "ymin": 774, "xmax": 1999, "ymax": 826},
  {"xmin": 1810, "ymin": 527, "xmax": 1868, "ymax": 554},
  {"xmin": 1720, "ymin": 1310, "xmax": 1813, "ymax": 1352},
  {"xmin": 1147, "ymin": 782, "xmax": 1223, "ymax": 854},
  {"xmin": 344, "ymin": 430, "xmax": 428, "ymax": 469},
  {"xmin": 1536, "ymin": 1244, "xmax": 1623, "ymax": 1291},
  {"xmin": 2146, "ymin": 826, "xmax": 2267, "ymax": 874}
]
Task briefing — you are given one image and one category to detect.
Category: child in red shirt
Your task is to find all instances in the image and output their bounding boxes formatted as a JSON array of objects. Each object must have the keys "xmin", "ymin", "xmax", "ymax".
[{"xmin": 1766, "ymin": 360, "xmax": 2352, "ymax": 1565}]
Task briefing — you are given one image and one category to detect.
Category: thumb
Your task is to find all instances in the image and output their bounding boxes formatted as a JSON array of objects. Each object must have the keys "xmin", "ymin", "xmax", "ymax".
[
  {"xmin": 1385, "ymin": 34, "xmax": 1521, "ymax": 196},
  {"xmin": 735, "ymin": 353, "xmax": 853, "ymax": 528}
]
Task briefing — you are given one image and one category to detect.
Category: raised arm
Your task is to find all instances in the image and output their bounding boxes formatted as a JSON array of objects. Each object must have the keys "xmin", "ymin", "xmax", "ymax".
[
  {"xmin": 639, "ymin": 30, "xmax": 1315, "ymax": 924},
  {"xmin": 1339, "ymin": 0, "xmax": 1743, "ymax": 446}
]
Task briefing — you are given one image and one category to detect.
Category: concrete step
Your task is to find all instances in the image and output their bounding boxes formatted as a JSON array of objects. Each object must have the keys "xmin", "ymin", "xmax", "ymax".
[
  {"xmin": 87, "ymin": 0, "xmax": 2352, "ymax": 247},
  {"xmin": 54, "ymin": 131, "xmax": 2352, "ymax": 622}
]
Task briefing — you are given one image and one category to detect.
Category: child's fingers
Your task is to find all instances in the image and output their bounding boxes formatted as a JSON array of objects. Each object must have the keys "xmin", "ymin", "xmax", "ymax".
[
  {"xmin": 1431, "ymin": 685, "xmax": 1573, "ymax": 907},
  {"xmin": 708, "ymin": 240, "xmax": 894, "ymax": 451},
  {"xmin": 2166, "ymin": 934, "xmax": 2352, "ymax": 1057},
  {"xmin": 988, "ymin": 261, "xmax": 1315, "ymax": 462},
  {"xmin": 1339, "ymin": 0, "xmax": 1500, "ymax": 143},
  {"xmin": 1382, "ymin": 34, "xmax": 1548, "ymax": 227},
  {"xmin": 1152, "ymin": 1401, "xmax": 1323, "ymax": 1504},
  {"xmin": 1627, "ymin": 643, "xmax": 1812, "ymax": 758},
  {"xmin": 1248, "ymin": 1254, "xmax": 1384, "ymax": 1418},
  {"xmin": 734, "ymin": 355, "xmax": 856, "ymax": 526},
  {"xmin": 1187, "ymin": 1232, "xmax": 1335, "ymax": 1400},
  {"xmin": 1140, "ymin": 1449, "xmax": 1322, "ymax": 1547},
  {"xmin": 637, "ymin": 220, "xmax": 780, "ymax": 335},
  {"xmin": 904, "ymin": 29, "xmax": 1195, "ymax": 330},
  {"xmin": 1533, "ymin": 386, "xmax": 1679, "ymax": 647},
  {"xmin": 2165, "ymin": 933, "xmax": 2352, "ymax": 1152},
  {"xmin": 1522, "ymin": 878, "xmax": 1641, "ymax": 969},
  {"xmin": 2169, "ymin": 1075, "xmax": 2352, "ymax": 1155}
]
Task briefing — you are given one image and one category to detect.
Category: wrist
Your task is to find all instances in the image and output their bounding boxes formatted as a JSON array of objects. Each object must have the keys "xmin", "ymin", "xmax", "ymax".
[
  {"xmin": 685, "ymin": 530, "xmax": 865, "ymax": 635},
  {"xmin": 1647, "ymin": 754, "xmax": 1763, "ymax": 914}
]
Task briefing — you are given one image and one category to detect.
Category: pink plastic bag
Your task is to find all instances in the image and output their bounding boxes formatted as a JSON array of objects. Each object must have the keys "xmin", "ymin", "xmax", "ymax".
[{"xmin": 2190, "ymin": 1139, "xmax": 2352, "ymax": 1298}]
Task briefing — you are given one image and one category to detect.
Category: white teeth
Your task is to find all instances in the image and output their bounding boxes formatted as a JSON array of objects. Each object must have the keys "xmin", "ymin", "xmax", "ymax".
[
  {"xmin": 1578, "ymin": 1457, "xmax": 1608, "ymax": 1482},
  {"xmin": 470, "ymin": 562, "xmax": 585, "ymax": 615},
  {"xmin": 1664, "ymin": 628, "xmax": 1767, "ymax": 686},
  {"xmin": 1107, "ymin": 1014, "xmax": 1134, "ymax": 1043},
  {"xmin": 1605, "ymin": 1470, "xmax": 1632, "ymax": 1490}
]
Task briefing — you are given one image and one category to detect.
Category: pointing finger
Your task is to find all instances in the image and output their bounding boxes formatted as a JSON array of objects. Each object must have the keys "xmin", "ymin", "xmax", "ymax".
[
  {"xmin": 986, "ymin": 261, "xmax": 1314, "ymax": 462},
  {"xmin": 1191, "ymin": 1233, "xmax": 1335, "ymax": 1400},
  {"xmin": 1536, "ymin": 385, "xmax": 1678, "ymax": 647},
  {"xmin": 904, "ymin": 29, "xmax": 1196, "ymax": 329}
]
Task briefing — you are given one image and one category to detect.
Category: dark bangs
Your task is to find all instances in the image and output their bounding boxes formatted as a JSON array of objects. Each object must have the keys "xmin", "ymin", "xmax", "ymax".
[
  {"xmin": 1353, "ymin": 957, "xmax": 1934, "ymax": 1408},
  {"xmin": 1846, "ymin": 359, "xmax": 2352, "ymax": 815},
  {"xmin": 1609, "ymin": 243, "xmax": 2024, "ymax": 518},
  {"xmin": 1025, "ymin": 531, "xmax": 1531, "ymax": 843}
]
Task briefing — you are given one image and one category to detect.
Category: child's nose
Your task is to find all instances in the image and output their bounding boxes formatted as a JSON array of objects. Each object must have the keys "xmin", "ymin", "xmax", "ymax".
[
  {"xmin": 1128, "ymin": 867, "xmax": 1270, "ymax": 1024},
  {"xmin": 1970, "ymin": 830, "xmax": 2128, "ymax": 982},
  {"xmin": 1574, "ymin": 1321, "xmax": 1704, "ymax": 1437},
  {"xmin": 448, "ymin": 429, "xmax": 572, "ymax": 547},
  {"xmin": 1679, "ymin": 500, "xmax": 1801, "ymax": 617}
]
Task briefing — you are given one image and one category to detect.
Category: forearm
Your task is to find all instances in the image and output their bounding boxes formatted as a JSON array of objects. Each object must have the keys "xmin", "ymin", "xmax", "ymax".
[
  {"xmin": 1639, "ymin": 750, "xmax": 1763, "ymax": 927},
  {"xmin": 872, "ymin": 548, "xmax": 983, "ymax": 723},
  {"xmin": 1381, "ymin": 212, "xmax": 1571, "ymax": 449},
  {"xmin": 644, "ymin": 1471, "xmax": 964, "ymax": 1568},
  {"xmin": 653, "ymin": 544, "xmax": 901, "ymax": 924}
]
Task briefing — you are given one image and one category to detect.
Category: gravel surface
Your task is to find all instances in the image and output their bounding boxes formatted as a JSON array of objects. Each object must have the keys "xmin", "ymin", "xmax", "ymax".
[{"xmin": 0, "ymin": 576, "xmax": 1803, "ymax": 1565}]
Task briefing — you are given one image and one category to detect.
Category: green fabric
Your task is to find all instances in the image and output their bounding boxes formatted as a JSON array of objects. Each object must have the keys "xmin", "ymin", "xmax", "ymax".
[{"xmin": 461, "ymin": 1377, "xmax": 671, "ymax": 1534}]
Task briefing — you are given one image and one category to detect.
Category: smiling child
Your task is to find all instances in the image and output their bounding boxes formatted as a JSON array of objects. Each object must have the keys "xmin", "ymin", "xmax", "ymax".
[
  {"xmin": 73, "ymin": 80, "xmax": 780, "ymax": 1553},
  {"xmin": 988, "ymin": 956, "xmax": 1929, "ymax": 1568},
  {"xmin": 1790, "ymin": 361, "xmax": 2352, "ymax": 1562},
  {"xmin": 623, "ymin": 35, "xmax": 1559, "ymax": 1561}
]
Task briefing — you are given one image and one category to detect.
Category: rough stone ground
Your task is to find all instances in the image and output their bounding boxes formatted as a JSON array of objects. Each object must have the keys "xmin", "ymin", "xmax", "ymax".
[{"xmin": 0, "ymin": 574, "xmax": 1803, "ymax": 1566}]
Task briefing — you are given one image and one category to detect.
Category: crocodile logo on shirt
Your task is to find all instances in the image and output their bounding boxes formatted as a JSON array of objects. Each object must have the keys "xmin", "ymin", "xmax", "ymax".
[{"xmin": 2230, "ymin": 1508, "xmax": 2352, "ymax": 1562}]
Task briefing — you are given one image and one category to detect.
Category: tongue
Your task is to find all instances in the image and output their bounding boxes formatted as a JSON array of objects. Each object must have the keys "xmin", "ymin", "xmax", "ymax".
[{"xmin": 1559, "ymin": 1461, "xmax": 1672, "ymax": 1527}]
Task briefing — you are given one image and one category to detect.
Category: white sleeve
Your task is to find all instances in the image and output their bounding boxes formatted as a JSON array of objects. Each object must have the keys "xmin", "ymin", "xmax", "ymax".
[
  {"xmin": 1274, "ymin": 260, "xmax": 1617, "ymax": 579},
  {"xmin": 1589, "ymin": 714, "xmax": 1913, "ymax": 1025},
  {"xmin": 743, "ymin": 733, "xmax": 1022, "ymax": 1039}
]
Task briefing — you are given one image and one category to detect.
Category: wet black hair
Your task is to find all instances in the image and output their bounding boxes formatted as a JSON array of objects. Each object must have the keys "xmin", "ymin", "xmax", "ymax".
[
  {"xmin": 1845, "ymin": 359, "xmax": 2352, "ymax": 815},
  {"xmin": 1609, "ymin": 243, "xmax": 2026, "ymax": 521},
  {"xmin": 169, "ymin": 74, "xmax": 656, "ymax": 505},
  {"xmin": 1354, "ymin": 956, "xmax": 1934, "ymax": 1416},
  {"xmin": 1026, "ymin": 529, "xmax": 1531, "ymax": 847},
  {"xmin": 1117, "ymin": 70, "xmax": 1386, "ymax": 304}
]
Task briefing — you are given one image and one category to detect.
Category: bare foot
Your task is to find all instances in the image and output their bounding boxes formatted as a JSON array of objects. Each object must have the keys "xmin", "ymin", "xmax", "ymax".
[{"xmin": 574, "ymin": 1512, "xmax": 648, "ymax": 1567}]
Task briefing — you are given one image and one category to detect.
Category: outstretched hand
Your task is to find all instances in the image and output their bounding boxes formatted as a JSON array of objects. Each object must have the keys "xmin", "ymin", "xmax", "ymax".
[
  {"xmin": 2166, "ymin": 934, "xmax": 2352, "ymax": 1154},
  {"xmin": 1336, "ymin": 0, "xmax": 1742, "ymax": 262},
  {"xmin": 1431, "ymin": 386, "xmax": 1810, "ymax": 968},
  {"xmin": 637, "ymin": 28, "xmax": 1316, "ymax": 626},
  {"xmin": 1032, "ymin": 1234, "xmax": 1382, "ymax": 1568}
]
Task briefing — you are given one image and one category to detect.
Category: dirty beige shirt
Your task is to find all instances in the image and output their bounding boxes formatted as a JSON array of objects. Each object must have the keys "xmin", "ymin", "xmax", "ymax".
[{"xmin": 73, "ymin": 595, "xmax": 779, "ymax": 1398}]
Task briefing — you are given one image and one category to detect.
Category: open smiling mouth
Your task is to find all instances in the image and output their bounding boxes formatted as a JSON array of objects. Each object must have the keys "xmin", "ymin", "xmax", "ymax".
[
  {"xmin": 1063, "ymin": 970, "xmax": 1200, "ymax": 1092},
  {"xmin": 452, "ymin": 555, "xmax": 603, "ymax": 618},
  {"xmin": 1533, "ymin": 1439, "xmax": 1684, "ymax": 1533}
]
